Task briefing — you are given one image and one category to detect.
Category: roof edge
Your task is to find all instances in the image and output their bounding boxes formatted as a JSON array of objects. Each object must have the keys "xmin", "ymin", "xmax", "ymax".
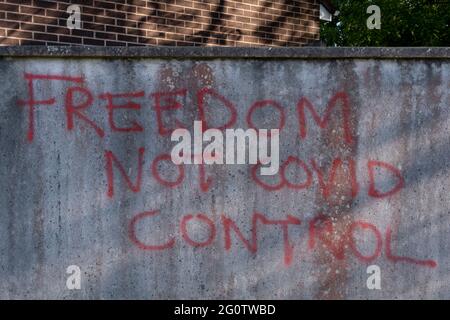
[{"xmin": 320, "ymin": 0, "xmax": 336, "ymax": 14}]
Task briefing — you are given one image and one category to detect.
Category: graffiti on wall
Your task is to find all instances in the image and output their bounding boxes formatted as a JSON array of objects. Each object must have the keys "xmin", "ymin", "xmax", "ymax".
[{"xmin": 16, "ymin": 70, "xmax": 437, "ymax": 272}]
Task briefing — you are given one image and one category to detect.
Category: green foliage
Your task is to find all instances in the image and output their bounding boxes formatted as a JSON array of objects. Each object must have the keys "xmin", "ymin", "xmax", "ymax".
[{"xmin": 320, "ymin": 0, "xmax": 450, "ymax": 46}]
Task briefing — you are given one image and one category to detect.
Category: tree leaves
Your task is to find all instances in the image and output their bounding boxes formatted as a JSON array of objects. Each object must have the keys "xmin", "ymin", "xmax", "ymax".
[{"xmin": 320, "ymin": 0, "xmax": 450, "ymax": 46}]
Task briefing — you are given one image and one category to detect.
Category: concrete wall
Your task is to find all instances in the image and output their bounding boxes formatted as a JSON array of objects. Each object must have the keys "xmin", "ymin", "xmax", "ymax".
[{"xmin": 0, "ymin": 47, "xmax": 449, "ymax": 299}]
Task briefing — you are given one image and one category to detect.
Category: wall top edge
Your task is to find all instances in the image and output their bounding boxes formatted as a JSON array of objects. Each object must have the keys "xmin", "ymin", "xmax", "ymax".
[{"xmin": 0, "ymin": 46, "xmax": 449, "ymax": 59}]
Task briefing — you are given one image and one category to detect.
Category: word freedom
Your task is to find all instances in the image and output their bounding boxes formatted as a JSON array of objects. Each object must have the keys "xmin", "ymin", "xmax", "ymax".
[{"xmin": 170, "ymin": 121, "xmax": 280, "ymax": 175}]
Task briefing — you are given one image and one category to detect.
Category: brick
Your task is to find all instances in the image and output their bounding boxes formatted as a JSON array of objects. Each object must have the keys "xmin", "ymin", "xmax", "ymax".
[
  {"xmin": 94, "ymin": 16, "xmax": 115, "ymax": 25},
  {"xmin": 19, "ymin": 5, "xmax": 43, "ymax": 14},
  {"xmin": 174, "ymin": 0, "xmax": 192, "ymax": 8},
  {"xmin": 129, "ymin": 0, "xmax": 146, "ymax": 7},
  {"xmin": 227, "ymin": 7, "xmax": 244, "ymax": 16},
  {"xmin": 57, "ymin": 2, "xmax": 93, "ymax": 11},
  {"xmin": 147, "ymin": 1, "xmax": 162, "ymax": 9},
  {"xmin": 65, "ymin": 0, "xmax": 93, "ymax": 6},
  {"xmin": 116, "ymin": 4, "xmax": 136, "ymax": 14},
  {"xmin": 0, "ymin": 37, "xmax": 20, "ymax": 45},
  {"xmin": 175, "ymin": 13, "xmax": 195, "ymax": 21},
  {"xmin": 184, "ymin": 21, "xmax": 202, "ymax": 29},
  {"xmin": 165, "ymin": 18, "xmax": 180, "ymax": 26},
  {"xmin": 236, "ymin": 15, "xmax": 251, "ymax": 23},
  {"xmin": 6, "ymin": 0, "xmax": 32, "ymax": 5},
  {"xmin": 82, "ymin": 7, "xmax": 104, "ymax": 15},
  {"xmin": 59, "ymin": 35, "xmax": 82, "ymax": 44},
  {"xmin": 80, "ymin": 14, "xmax": 94, "ymax": 22},
  {"xmin": 71, "ymin": 29, "xmax": 94, "ymax": 37},
  {"xmin": 33, "ymin": 0, "xmax": 57, "ymax": 8},
  {"xmin": 0, "ymin": 20, "xmax": 19, "ymax": 28},
  {"xmin": 20, "ymin": 22, "xmax": 45, "ymax": 32},
  {"xmin": 138, "ymin": 22, "xmax": 156, "ymax": 30},
  {"xmin": 165, "ymin": 3, "xmax": 184, "ymax": 13},
  {"xmin": 155, "ymin": 10, "xmax": 175, "ymax": 19},
  {"xmin": 192, "ymin": 15, "xmax": 210, "ymax": 24},
  {"xmin": 175, "ymin": 26, "xmax": 194, "ymax": 35},
  {"xmin": 117, "ymin": 34, "xmax": 137, "ymax": 42},
  {"xmin": 126, "ymin": 27, "xmax": 142, "ymax": 36},
  {"xmin": 105, "ymin": 40, "xmax": 126, "ymax": 46},
  {"xmin": 6, "ymin": 29, "xmax": 32, "ymax": 38},
  {"xmin": 46, "ymin": 42, "xmax": 70, "ymax": 46},
  {"xmin": 106, "ymin": 25, "xmax": 126, "ymax": 33},
  {"xmin": 83, "ymin": 37, "xmax": 105, "ymax": 46},
  {"xmin": 258, "ymin": 12, "xmax": 274, "ymax": 20},
  {"xmin": 45, "ymin": 9, "xmax": 65, "ymax": 18},
  {"xmin": 175, "ymin": 40, "xmax": 196, "ymax": 46},
  {"xmin": 146, "ymin": 30, "xmax": 164, "ymax": 38},
  {"xmin": 0, "ymin": 3, "xmax": 18, "ymax": 11},
  {"xmin": 165, "ymin": 32, "xmax": 182, "ymax": 40},
  {"xmin": 74, "ymin": 0, "xmax": 94, "ymax": 5},
  {"xmin": 95, "ymin": 31, "xmax": 116, "ymax": 40},
  {"xmin": 46, "ymin": 25, "xmax": 70, "ymax": 35},
  {"xmin": 34, "ymin": 32, "xmax": 57, "ymax": 41},
  {"xmin": 192, "ymin": 1, "xmax": 211, "ymax": 10},
  {"xmin": 7, "ymin": 12, "xmax": 32, "ymax": 21},
  {"xmin": 33, "ymin": 15, "xmax": 56, "ymax": 25},
  {"xmin": 104, "ymin": 9, "xmax": 126, "ymax": 19},
  {"xmin": 156, "ymin": 38, "xmax": 176, "ymax": 45},
  {"xmin": 83, "ymin": 22, "xmax": 105, "ymax": 31},
  {"xmin": 151, "ymin": 17, "xmax": 166, "ymax": 26},
  {"xmin": 94, "ymin": 1, "xmax": 115, "ymax": 9},
  {"xmin": 138, "ymin": 37, "xmax": 157, "ymax": 45},
  {"xmin": 116, "ymin": 19, "xmax": 137, "ymax": 28},
  {"xmin": 241, "ymin": 35, "xmax": 259, "ymax": 43},
  {"xmin": 20, "ymin": 39, "xmax": 46, "ymax": 45},
  {"xmin": 126, "ymin": 43, "xmax": 146, "ymax": 47},
  {"xmin": 136, "ymin": 6, "xmax": 154, "ymax": 16},
  {"xmin": 126, "ymin": 13, "xmax": 150, "ymax": 22}
]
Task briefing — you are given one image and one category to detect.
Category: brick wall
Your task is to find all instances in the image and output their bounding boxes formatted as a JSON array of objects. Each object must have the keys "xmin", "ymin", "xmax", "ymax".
[{"xmin": 0, "ymin": 0, "xmax": 320, "ymax": 47}]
